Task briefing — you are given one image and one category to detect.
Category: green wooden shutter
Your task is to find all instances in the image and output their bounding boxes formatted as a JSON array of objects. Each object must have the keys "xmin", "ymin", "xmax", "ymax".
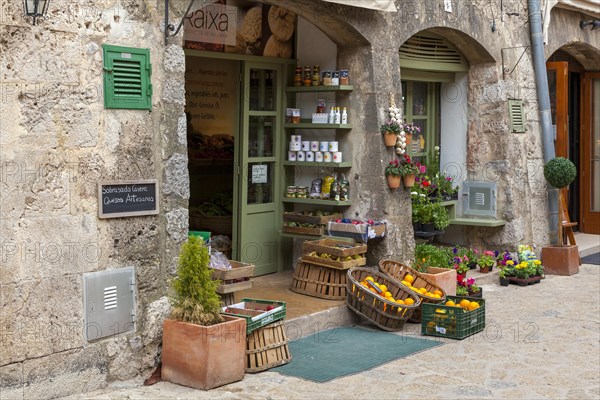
[
  {"xmin": 103, "ymin": 44, "xmax": 152, "ymax": 110},
  {"xmin": 508, "ymin": 99, "xmax": 526, "ymax": 133}
]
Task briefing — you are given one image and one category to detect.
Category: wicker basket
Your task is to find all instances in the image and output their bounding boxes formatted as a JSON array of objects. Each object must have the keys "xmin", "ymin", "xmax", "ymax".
[
  {"xmin": 290, "ymin": 261, "xmax": 347, "ymax": 300},
  {"xmin": 378, "ymin": 260, "xmax": 447, "ymax": 323},
  {"xmin": 346, "ymin": 267, "xmax": 421, "ymax": 331}
]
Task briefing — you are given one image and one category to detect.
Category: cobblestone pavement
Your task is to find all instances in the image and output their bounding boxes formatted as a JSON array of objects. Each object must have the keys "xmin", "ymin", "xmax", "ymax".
[{"xmin": 64, "ymin": 264, "xmax": 599, "ymax": 400}]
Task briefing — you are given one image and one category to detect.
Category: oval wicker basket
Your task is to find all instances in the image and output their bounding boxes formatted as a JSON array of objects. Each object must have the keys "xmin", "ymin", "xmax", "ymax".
[
  {"xmin": 346, "ymin": 267, "xmax": 421, "ymax": 332},
  {"xmin": 378, "ymin": 260, "xmax": 447, "ymax": 323}
]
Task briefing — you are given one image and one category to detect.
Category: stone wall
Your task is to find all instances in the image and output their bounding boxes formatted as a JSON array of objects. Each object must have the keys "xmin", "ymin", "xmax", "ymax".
[
  {"xmin": 0, "ymin": 1, "xmax": 184, "ymax": 397},
  {"xmin": 1, "ymin": 0, "xmax": 596, "ymax": 396}
]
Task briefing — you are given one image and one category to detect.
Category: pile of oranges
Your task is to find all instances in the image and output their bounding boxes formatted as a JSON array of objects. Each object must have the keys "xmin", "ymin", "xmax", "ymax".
[
  {"xmin": 399, "ymin": 274, "xmax": 444, "ymax": 299},
  {"xmin": 445, "ymin": 298, "xmax": 481, "ymax": 312},
  {"xmin": 358, "ymin": 276, "xmax": 415, "ymax": 306}
]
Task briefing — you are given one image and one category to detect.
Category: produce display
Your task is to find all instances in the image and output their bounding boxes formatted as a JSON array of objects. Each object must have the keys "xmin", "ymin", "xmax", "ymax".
[
  {"xmin": 421, "ymin": 295, "xmax": 486, "ymax": 339},
  {"xmin": 399, "ymin": 274, "xmax": 444, "ymax": 300},
  {"xmin": 191, "ymin": 192, "xmax": 233, "ymax": 216},
  {"xmin": 188, "ymin": 133, "xmax": 234, "ymax": 161},
  {"xmin": 357, "ymin": 276, "xmax": 412, "ymax": 307},
  {"xmin": 305, "ymin": 251, "xmax": 364, "ymax": 262}
]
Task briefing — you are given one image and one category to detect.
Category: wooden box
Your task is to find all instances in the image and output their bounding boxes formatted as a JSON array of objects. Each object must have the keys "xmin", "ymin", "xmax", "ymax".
[
  {"xmin": 212, "ymin": 261, "xmax": 255, "ymax": 295},
  {"xmin": 245, "ymin": 321, "xmax": 292, "ymax": 373},
  {"xmin": 289, "ymin": 261, "xmax": 348, "ymax": 300}
]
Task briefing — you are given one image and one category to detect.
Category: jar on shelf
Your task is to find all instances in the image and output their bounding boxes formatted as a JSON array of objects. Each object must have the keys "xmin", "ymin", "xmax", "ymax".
[
  {"xmin": 294, "ymin": 66, "xmax": 302, "ymax": 87},
  {"xmin": 296, "ymin": 186, "xmax": 309, "ymax": 198},
  {"xmin": 303, "ymin": 66, "xmax": 312, "ymax": 86},
  {"xmin": 312, "ymin": 65, "xmax": 320, "ymax": 86}
]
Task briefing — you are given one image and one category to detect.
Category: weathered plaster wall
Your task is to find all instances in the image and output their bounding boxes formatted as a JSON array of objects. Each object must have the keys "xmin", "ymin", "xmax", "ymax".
[{"xmin": 0, "ymin": 1, "xmax": 186, "ymax": 397}]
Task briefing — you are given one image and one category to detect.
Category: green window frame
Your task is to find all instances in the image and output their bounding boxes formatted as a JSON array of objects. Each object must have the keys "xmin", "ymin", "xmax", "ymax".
[
  {"xmin": 102, "ymin": 44, "xmax": 152, "ymax": 110},
  {"xmin": 401, "ymin": 80, "xmax": 440, "ymax": 165}
]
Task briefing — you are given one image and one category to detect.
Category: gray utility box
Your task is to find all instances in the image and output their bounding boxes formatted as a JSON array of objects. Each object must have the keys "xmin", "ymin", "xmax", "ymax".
[{"xmin": 83, "ymin": 267, "xmax": 136, "ymax": 341}]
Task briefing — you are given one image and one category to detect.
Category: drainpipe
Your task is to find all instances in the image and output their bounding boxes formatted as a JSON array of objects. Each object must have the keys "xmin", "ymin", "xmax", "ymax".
[{"xmin": 528, "ymin": 0, "xmax": 559, "ymax": 245}]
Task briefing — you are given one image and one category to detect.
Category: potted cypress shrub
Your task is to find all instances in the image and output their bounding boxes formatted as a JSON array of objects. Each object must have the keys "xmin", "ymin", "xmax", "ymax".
[
  {"xmin": 541, "ymin": 157, "xmax": 579, "ymax": 276},
  {"xmin": 162, "ymin": 236, "xmax": 246, "ymax": 390}
]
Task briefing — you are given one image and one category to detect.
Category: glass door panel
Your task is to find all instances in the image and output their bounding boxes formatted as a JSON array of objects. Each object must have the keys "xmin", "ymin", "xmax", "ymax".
[
  {"xmin": 238, "ymin": 62, "xmax": 282, "ymax": 275},
  {"xmin": 248, "ymin": 116, "xmax": 274, "ymax": 157},
  {"xmin": 582, "ymin": 72, "xmax": 600, "ymax": 233}
]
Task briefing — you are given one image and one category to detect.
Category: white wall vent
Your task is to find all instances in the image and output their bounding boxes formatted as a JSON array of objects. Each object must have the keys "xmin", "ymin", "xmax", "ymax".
[
  {"xmin": 83, "ymin": 267, "xmax": 136, "ymax": 341},
  {"xmin": 462, "ymin": 181, "xmax": 497, "ymax": 218}
]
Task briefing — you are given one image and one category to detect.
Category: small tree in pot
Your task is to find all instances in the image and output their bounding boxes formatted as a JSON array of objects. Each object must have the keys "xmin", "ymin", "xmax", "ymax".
[
  {"xmin": 162, "ymin": 236, "xmax": 246, "ymax": 389},
  {"xmin": 542, "ymin": 157, "xmax": 579, "ymax": 275}
]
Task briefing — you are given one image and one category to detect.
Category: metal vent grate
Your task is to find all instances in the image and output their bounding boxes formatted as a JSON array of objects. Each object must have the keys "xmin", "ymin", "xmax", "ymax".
[
  {"xmin": 508, "ymin": 99, "xmax": 526, "ymax": 133},
  {"xmin": 463, "ymin": 181, "xmax": 497, "ymax": 217},
  {"xmin": 104, "ymin": 286, "xmax": 118, "ymax": 310}
]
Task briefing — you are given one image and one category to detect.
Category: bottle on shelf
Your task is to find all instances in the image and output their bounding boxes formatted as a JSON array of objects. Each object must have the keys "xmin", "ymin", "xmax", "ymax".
[
  {"xmin": 328, "ymin": 107, "xmax": 335, "ymax": 124},
  {"xmin": 341, "ymin": 107, "xmax": 348, "ymax": 124},
  {"xmin": 334, "ymin": 107, "xmax": 341, "ymax": 124}
]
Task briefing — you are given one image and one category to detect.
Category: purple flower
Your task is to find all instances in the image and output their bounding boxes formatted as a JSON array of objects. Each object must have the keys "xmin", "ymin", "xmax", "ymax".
[
  {"xmin": 494, "ymin": 250, "xmax": 499, "ymax": 257},
  {"xmin": 452, "ymin": 247, "xmax": 458, "ymax": 254}
]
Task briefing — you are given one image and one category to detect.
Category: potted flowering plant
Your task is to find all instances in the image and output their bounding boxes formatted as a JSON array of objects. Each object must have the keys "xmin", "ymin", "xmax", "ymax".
[
  {"xmin": 384, "ymin": 159, "xmax": 401, "ymax": 189},
  {"xmin": 457, "ymin": 278, "xmax": 481, "ymax": 298},
  {"xmin": 401, "ymin": 121, "xmax": 420, "ymax": 145},
  {"xmin": 381, "ymin": 102, "xmax": 406, "ymax": 149},
  {"xmin": 453, "ymin": 255, "xmax": 470, "ymax": 281},
  {"xmin": 477, "ymin": 250, "xmax": 496, "ymax": 273},
  {"xmin": 399, "ymin": 154, "xmax": 420, "ymax": 187}
]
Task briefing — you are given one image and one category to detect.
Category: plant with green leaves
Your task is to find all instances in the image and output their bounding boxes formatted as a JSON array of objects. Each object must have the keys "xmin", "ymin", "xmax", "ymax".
[
  {"xmin": 170, "ymin": 236, "xmax": 224, "ymax": 326},
  {"xmin": 431, "ymin": 202, "xmax": 450, "ymax": 230},
  {"xmin": 543, "ymin": 157, "xmax": 577, "ymax": 247},
  {"xmin": 414, "ymin": 244, "xmax": 453, "ymax": 271}
]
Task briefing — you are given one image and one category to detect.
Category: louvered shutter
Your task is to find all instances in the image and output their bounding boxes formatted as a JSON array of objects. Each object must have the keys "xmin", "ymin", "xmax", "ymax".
[
  {"xmin": 508, "ymin": 99, "xmax": 526, "ymax": 133},
  {"xmin": 399, "ymin": 33, "xmax": 468, "ymax": 73},
  {"xmin": 103, "ymin": 44, "xmax": 152, "ymax": 110}
]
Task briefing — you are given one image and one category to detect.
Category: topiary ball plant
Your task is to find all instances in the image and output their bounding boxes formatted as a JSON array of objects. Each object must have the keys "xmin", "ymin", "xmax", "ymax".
[
  {"xmin": 544, "ymin": 157, "xmax": 577, "ymax": 189},
  {"xmin": 170, "ymin": 236, "xmax": 224, "ymax": 326}
]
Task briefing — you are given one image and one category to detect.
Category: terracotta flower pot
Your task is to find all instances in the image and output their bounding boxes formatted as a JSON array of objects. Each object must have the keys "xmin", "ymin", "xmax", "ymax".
[
  {"xmin": 403, "ymin": 174, "xmax": 416, "ymax": 187},
  {"xmin": 162, "ymin": 316, "xmax": 246, "ymax": 390},
  {"xmin": 387, "ymin": 175, "xmax": 401, "ymax": 189},
  {"xmin": 422, "ymin": 267, "xmax": 456, "ymax": 296},
  {"xmin": 405, "ymin": 133, "xmax": 412, "ymax": 144},
  {"xmin": 384, "ymin": 132, "xmax": 398, "ymax": 147},
  {"xmin": 541, "ymin": 245, "xmax": 579, "ymax": 275},
  {"xmin": 479, "ymin": 265, "xmax": 490, "ymax": 273}
]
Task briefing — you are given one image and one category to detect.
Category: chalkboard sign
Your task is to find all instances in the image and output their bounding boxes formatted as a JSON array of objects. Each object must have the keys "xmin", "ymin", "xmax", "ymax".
[{"xmin": 98, "ymin": 180, "xmax": 159, "ymax": 218}]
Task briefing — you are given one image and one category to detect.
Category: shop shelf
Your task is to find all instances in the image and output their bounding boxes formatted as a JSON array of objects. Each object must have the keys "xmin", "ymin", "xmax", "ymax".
[
  {"xmin": 285, "ymin": 85, "xmax": 354, "ymax": 93},
  {"xmin": 284, "ymin": 122, "xmax": 352, "ymax": 129},
  {"xmin": 282, "ymin": 161, "xmax": 352, "ymax": 168},
  {"xmin": 282, "ymin": 198, "xmax": 351, "ymax": 206}
]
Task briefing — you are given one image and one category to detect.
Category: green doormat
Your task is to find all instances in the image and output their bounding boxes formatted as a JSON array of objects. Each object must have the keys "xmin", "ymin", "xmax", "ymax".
[{"xmin": 273, "ymin": 326, "xmax": 442, "ymax": 382}]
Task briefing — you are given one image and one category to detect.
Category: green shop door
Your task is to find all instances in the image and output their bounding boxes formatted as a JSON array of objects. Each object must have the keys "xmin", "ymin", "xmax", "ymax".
[{"xmin": 237, "ymin": 62, "xmax": 282, "ymax": 276}]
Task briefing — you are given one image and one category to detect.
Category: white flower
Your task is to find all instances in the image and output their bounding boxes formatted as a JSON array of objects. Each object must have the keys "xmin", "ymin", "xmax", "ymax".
[
  {"xmin": 410, "ymin": 191, "xmax": 418, "ymax": 195},
  {"xmin": 435, "ymin": 146, "xmax": 440, "ymax": 151}
]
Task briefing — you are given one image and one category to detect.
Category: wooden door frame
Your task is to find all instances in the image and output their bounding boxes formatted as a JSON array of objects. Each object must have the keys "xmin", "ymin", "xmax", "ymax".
[
  {"xmin": 546, "ymin": 62, "xmax": 569, "ymax": 158},
  {"xmin": 581, "ymin": 72, "xmax": 600, "ymax": 233}
]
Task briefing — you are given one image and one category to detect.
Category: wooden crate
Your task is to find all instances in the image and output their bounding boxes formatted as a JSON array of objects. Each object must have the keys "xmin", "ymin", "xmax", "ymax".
[
  {"xmin": 246, "ymin": 321, "xmax": 292, "ymax": 373},
  {"xmin": 283, "ymin": 212, "xmax": 342, "ymax": 225},
  {"xmin": 282, "ymin": 225, "xmax": 324, "ymax": 236},
  {"xmin": 289, "ymin": 261, "xmax": 347, "ymax": 300},
  {"xmin": 302, "ymin": 238, "xmax": 368, "ymax": 257},
  {"xmin": 212, "ymin": 261, "xmax": 255, "ymax": 295},
  {"xmin": 300, "ymin": 254, "xmax": 366, "ymax": 270}
]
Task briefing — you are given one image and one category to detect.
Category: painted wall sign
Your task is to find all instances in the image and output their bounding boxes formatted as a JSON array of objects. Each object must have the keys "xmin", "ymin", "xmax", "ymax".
[
  {"xmin": 184, "ymin": 3, "xmax": 296, "ymax": 59},
  {"xmin": 98, "ymin": 180, "xmax": 159, "ymax": 218},
  {"xmin": 183, "ymin": 2, "xmax": 237, "ymax": 46}
]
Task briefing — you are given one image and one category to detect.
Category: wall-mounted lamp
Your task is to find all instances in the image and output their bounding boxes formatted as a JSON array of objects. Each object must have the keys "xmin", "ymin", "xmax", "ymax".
[
  {"xmin": 580, "ymin": 20, "xmax": 600, "ymax": 30},
  {"xmin": 24, "ymin": 0, "xmax": 50, "ymax": 25},
  {"xmin": 164, "ymin": 0, "xmax": 195, "ymax": 45}
]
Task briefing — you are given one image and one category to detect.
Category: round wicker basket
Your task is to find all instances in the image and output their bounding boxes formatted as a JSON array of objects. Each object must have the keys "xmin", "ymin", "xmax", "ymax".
[
  {"xmin": 378, "ymin": 260, "xmax": 447, "ymax": 323},
  {"xmin": 346, "ymin": 267, "xmax": 421, "ymax": 331}
]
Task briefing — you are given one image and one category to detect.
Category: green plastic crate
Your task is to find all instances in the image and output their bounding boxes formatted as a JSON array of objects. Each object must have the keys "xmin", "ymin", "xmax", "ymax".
[
  {"xmin": 421, "ymin": 295, "xmax": 485, "ymax": 340},
  {"xmin": 221, "ymin": 298, "xmax": 286, "ymax": 334},
  {"xmin": 188, "ymin": 231, "xmax": 211, "ymax": 242}
]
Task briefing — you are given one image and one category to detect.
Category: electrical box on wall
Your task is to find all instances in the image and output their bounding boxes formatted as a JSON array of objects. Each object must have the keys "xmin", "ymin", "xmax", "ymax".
[
  {"xmin": 462, "ymin": 181, "xmax": 497, "ymax": 218},
  {"xmin": 83, "ymin": 267, "xmax": 136, "ymax": 341}
]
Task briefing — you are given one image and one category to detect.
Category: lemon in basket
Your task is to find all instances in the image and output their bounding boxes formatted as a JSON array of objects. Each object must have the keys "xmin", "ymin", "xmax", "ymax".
[
  {"xmin": 400, "ymin": 280, "xmax": 411, "ymax": 287},
  {"xmin": 445, "ymin": 300, "xmax": 456, "ymax": 307},
  {"xmin": 459, "ymin": 299, "xmax": 471, "ymax": 309},
  {"xmin": 433, "ymin": 289, "xmax": 443, "ymax": 297},
  {"xmin": 380, "ymin": 284, "xmax": 388, "ymax": 292},
  {"xmin": 365, "ymin": 276, "xmax": 374, "ymax": 282},
  {"xmin": 404, "ymin": 298, "xmax": 415, "ymax": 306},
  {"xmin": 405, "ymin": 275, "xmax": 415, "ymax": 284},
  {"xmin": 468, "ymin": 302, "xmax": 480, "ymax": 311}
]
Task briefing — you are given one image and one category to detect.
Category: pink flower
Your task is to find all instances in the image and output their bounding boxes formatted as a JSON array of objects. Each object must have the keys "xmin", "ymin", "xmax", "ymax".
[
  {"xmin": 484, "ymin": 250, "xmax": 495, "ymax": 256},
  {"xmin": 467, "ymin": 278, "xmax": 475, "ymax": 286}
]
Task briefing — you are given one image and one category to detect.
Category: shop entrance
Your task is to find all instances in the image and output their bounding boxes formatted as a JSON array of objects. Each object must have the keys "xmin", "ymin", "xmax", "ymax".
[
  {"xmin": 186, "ymin": 56, "xmax": 282, "ymax": 275},
  {"xmin": 547, "ymin": 55, "xmax": 600, "ymax": 234}
]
